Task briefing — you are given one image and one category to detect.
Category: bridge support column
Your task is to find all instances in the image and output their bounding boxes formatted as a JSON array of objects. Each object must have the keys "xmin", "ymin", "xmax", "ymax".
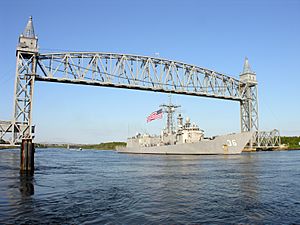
[
  {"xmin": 240, "ymin": 85, "xmax": 259, "ymax": 132},
  {"xmin": 11, "ymin": 16, "xmax": 38, "ymax": 145},
  {"xmin": 239, "ymin": 58, "xmax": 259, "ymax": 149},
  {"xmin": 239, "ymin": 57, "xmax": 259, "ymax": 133},
  {"xmin": 20, "ymin": 138, "xmax": 35, "ymax": 174}
]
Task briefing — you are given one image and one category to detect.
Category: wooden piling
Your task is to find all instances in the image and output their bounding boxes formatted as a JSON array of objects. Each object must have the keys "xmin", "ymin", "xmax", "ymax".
[{"xmin": 20, "ymin": 138, "xmax": 35, "ymax": 174}]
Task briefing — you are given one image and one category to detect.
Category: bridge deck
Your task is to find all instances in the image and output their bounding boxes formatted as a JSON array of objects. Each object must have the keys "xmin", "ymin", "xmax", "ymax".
[{"xmin": 36, "ymin": 52, "xmax": 247, "ymax": 102}]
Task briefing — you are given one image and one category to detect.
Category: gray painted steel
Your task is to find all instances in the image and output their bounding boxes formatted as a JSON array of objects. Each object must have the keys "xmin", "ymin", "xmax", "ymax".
[
  {"xmin": 117, "ymin": 132, "xmax": 253, "ymax": 155},
  {"xmin": 0, "ymin": 17, "xmax": 278, "ymax": 148}
]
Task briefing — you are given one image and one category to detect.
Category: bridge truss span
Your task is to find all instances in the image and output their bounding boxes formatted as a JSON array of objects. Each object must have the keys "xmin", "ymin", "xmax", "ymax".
[
  {"xmin": 1, "ymin": 17, "xmax": 264, "ymax": 145},
  {"xmin": 36, "ymin": 52, "xmax": 247, "ymax": 101}
]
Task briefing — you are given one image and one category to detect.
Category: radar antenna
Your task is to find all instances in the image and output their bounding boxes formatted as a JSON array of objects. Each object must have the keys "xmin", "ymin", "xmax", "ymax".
[{"xmin": 160, "ymin": 95, "xmax": 181, "ymax": 134}]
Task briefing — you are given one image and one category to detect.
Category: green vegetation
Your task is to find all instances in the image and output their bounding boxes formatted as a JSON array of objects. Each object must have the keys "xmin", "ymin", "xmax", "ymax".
[
  {"xmin": 35, "ymin": 143, "xmax": 67, "ymax": 149},
  {"xmin": 35, "ymin": 141, "xmax": 126, "ymax": 150},
  {"xmin": 281, "ymin": 136, "xmax": 300, "ymax": 149},
  {"xmin": 82, "ymin": 142, "xmax": 126, "ymax": 150},
  {"xmin": 0, "ymin": 139, "xmax": 15, "ymax": 149},
  {"xmin": 0, "ymin": 146, "xmax": 16, "ymax": 149}
]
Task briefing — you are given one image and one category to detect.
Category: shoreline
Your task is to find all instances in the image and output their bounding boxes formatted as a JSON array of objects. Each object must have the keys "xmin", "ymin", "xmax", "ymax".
[{"xmin": 2, "ymin": 146, "xmax": 300, "ymax": 152}]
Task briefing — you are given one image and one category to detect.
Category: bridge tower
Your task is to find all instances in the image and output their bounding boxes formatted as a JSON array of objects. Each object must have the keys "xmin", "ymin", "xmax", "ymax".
[
  {"xmin": 11, "ymin": 16, "xmax": 38, "ymax": 144},
  {"xmin": 239, "ymin": 57, "xmax": 259, "ymax": 132}
]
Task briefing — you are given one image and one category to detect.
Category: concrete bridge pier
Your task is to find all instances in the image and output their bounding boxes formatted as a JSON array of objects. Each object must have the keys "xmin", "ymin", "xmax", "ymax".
[{"xmin": 20, "ymin": 139, "xmax": 35, "ymax": 174}]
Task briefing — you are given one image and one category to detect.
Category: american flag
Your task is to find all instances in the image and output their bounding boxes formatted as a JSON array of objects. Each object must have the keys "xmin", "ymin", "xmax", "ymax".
[{"xmin": 147, "ymin": 109, "xmax": 163, "ymax": 123}]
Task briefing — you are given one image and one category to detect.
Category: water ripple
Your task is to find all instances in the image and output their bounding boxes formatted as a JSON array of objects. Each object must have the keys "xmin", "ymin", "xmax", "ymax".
[{"xmin": 0, "ymin": 149, "xmax": 300, "ymax": 224}]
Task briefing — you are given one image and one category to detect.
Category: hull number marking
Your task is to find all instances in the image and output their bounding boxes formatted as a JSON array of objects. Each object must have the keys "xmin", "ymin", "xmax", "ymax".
[{"xmin": 227, "ymin": 140, "xmax": 237, "ymax": 146}]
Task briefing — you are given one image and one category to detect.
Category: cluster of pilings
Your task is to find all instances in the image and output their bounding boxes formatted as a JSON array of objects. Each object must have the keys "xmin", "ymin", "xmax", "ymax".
[{"xmin": 20, "ymin": 139, "xmax": 35, "ymax": 174}]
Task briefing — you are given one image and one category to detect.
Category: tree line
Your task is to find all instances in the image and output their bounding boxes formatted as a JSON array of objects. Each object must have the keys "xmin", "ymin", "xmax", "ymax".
[{"xmin": 280, "ymin": 136, "xmax": 300, "ymax": 149}]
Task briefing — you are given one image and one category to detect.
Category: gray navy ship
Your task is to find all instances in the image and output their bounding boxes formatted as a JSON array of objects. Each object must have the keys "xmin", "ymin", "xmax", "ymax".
[{"xmin": 117, "ymin": 101, "xmax": 253, "ymax": 155}]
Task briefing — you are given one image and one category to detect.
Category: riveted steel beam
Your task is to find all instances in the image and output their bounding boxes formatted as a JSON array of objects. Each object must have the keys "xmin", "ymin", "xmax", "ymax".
[{"xmin": 36, "ymin": 52, "xmax": 248, "ymax": 102}]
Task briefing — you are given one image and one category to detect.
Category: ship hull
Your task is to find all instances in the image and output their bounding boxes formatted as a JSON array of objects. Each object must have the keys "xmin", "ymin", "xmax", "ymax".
[{"xmin": 117, "ymin": 132, "xmax": 253, "ymax": 155}]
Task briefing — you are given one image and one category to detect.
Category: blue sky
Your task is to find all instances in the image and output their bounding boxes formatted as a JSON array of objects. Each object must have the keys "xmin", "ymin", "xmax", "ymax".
[{"xmin": 0, "ymin": 0, "xmax": 299, "ymax": 144}]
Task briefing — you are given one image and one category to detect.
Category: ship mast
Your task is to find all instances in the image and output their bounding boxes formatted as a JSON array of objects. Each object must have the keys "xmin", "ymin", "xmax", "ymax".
[{"xmin": 160, "ymin": 95, "xmax": 181, "ymax": 134}]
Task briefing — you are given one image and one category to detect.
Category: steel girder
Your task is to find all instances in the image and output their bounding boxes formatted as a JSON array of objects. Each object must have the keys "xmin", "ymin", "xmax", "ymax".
[
  {"xmin": 36, "ymin": 52, "xmax": 248, "ymax": 101},
  {"xmin": 252, "ymin": 129, "xmax": 281, "ymax": 148},
  {"xmin": 240, "ymin": 84, "xmax": 259, "ymax": 132},
  {"xmin": 10, "ymin": 51, "xmax": 37, "ymax": 144},
  {"xmin": 0, "ymin": 120, "xmax": 12, "ymax": 141},
  {"xmin": 0, "ymin": 17, "xmax": 264, "ymax": 146},
  {"xmin": 3, "ymin": 51, "xmax": 258, "ymax": 145}
]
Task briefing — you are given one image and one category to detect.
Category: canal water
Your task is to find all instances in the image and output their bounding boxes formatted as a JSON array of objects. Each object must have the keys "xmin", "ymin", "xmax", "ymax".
[{"xmin": 0, "ymin": 148, "xmax": 299, "ymax": 224}]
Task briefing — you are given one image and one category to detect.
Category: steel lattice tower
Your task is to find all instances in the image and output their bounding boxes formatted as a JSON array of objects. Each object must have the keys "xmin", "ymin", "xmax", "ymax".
[
  {"xmin": 11, "ymin": 16, "xmax": 38, "ymax": 144},
  {"xmin": 239, "ymin": 58, "xmax": 259, "ymax": 132}
]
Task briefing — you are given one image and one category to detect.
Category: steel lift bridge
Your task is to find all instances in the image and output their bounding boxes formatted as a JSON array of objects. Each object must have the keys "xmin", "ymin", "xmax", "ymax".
[{"xmin": 0, "ymin": 17, "xmax": 280, "ymax": 150}]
